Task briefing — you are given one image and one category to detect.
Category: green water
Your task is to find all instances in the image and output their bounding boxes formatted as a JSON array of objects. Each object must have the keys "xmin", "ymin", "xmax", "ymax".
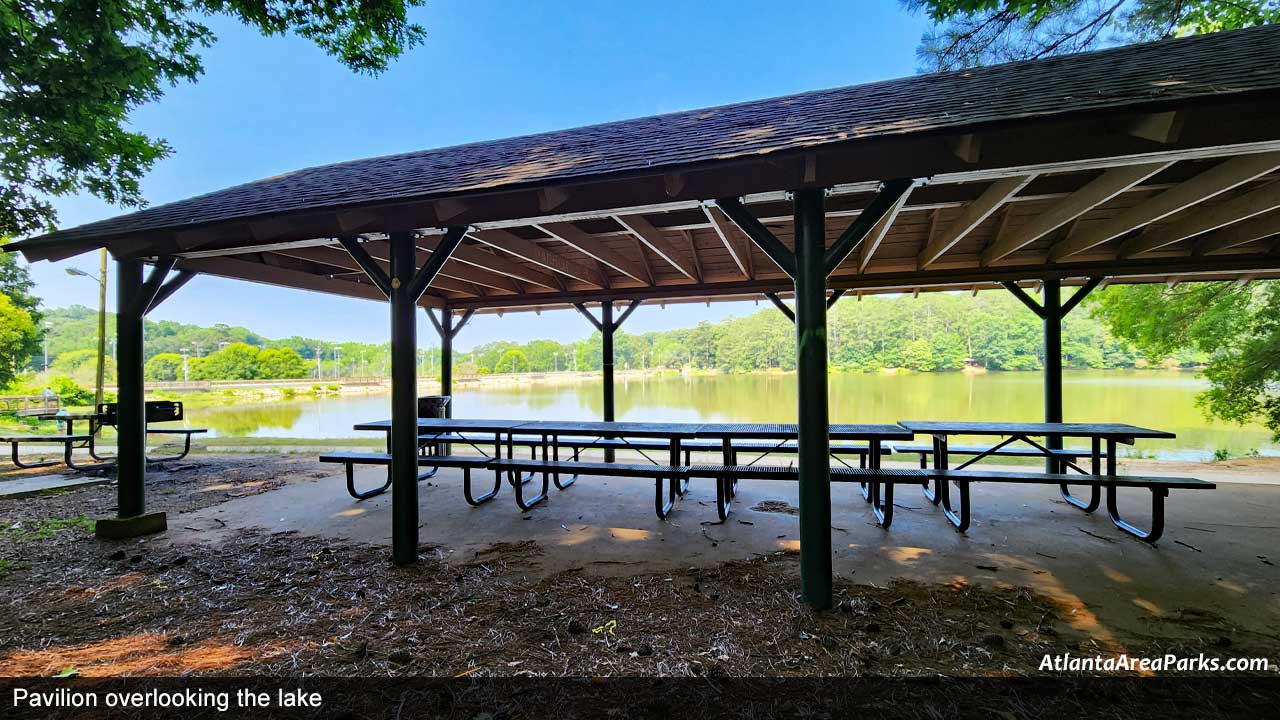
[{"xmin": 184, "ymin": 369, "xmax": 1276, "ymax": 462}]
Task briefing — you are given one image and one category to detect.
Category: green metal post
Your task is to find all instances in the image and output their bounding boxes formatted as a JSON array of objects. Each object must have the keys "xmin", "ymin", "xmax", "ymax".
[
  {"xmin": 115, "ymin": 257, "xmax": 146, "ymax": 518},
  {"xmin": 1043, "ymin": 278, "xmax": 1063, "ymax": 473},
  {"xmin": 440, "ymin": 310, "xmax": 453, "ymax": 419},
  {"xmin": 601, "ymin": 300, "xmax": 616, "ymax": 462},
  {"xmin": 793, "ymin": 188, "xmax": 832, "ymax": 609},
  {"xmin": 389, "ymin": 232, "xmax": 419, "ymax": 564}
]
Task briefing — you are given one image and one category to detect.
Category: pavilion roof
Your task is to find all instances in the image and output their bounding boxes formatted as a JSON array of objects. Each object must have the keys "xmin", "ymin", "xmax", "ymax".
[{"xmin": 7, "ymin": 25, "xmax": 1280, "ymax": 310}]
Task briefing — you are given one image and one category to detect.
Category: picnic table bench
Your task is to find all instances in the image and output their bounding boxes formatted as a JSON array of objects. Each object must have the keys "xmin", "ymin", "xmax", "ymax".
[
  {"xmin": 1, "ymin": 433, "xmax": 95, "ymax": 469},
  {"xmin": 87, "ymin": 401, "xmax": 208, "ymax": 462}
]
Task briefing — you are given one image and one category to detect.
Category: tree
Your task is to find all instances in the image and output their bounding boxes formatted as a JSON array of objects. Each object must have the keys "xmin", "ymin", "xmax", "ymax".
[
  {"xmin": 495, "ymin": 349, "xmax": 530, "ymax": 374},
  {"xmin": 257, "ymin": 347, "xmax": 309, "ymax": 379},
  {"xmin": 0, "ymin": 252, "xmax": 41, "ymax": 363},
  {"xmin": 144, "ymin": 352, "xmax": 184, "ymax": 381},
  {"xmin": 2, "ymin": 0, "xmax": 428, "ymax": 238},
  {"xmin": 907, "ymin": 0, "xmax": 1280, "ymax": 71},
  {"xmin": 191, "ymin": 342, "xmax": 259, "ymax": 379},
  {"xmin": 0, "ymin": 293, "xmax": 36, "ymax": 386},
  {"xmin": 1095, "ymin": 282, "xmax": 1280, "ymax": 439}
]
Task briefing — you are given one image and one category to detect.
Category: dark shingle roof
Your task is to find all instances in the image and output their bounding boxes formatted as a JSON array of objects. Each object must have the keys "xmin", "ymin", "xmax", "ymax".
[{"xmin": 15, "ymin": 24, "xmax": 1280, "ymax": 247}]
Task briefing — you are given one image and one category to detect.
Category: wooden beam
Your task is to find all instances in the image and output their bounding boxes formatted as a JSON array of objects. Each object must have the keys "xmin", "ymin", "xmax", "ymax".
[
  {"xmin": 279, "ymin": 244, "xmax": 479, "ymax": 297},
  {"xmin": 918, "ymin": 175, "xmax": 1035, "ymax": 269},
  {"xmin": 1050, "ymin": 152, "xmax": 1280, "ymax": 261},
  {"xmin": 1126, "ymin": 111, "xmax": 1184, "ymax": 145},
  {"xmin": 682, "ymin": 230, "xmax": 703, "ymax": 283},
  {"xmin": 1120, "ymin": 180, "xmax": 1280, "ymax": 257},
  {"xmin": 816, "ymin": 179, "xmax": 915, "ymax": 275},
  {"xmin": 1195, "ymin": 210, "xmax": 1280, "ymax": 255},
  {"xmin": 468, "ymin": 228, "xmax": 605, "ymax": 287},
  {"xmin": 420, "ymin": 236, "xmax": 560, "ymax": 291},
  {"xmin": 702, "ymin": 204, "xmax": 753, "ymax": 279},
  {"xmin": 179, "ymin": 255, "xmax": 447, "ymax": 307},
  {"xmin": 613, "ymin": 214, "xmax": 697, "ymax": 280},
  {"xmin": 536, "ymin": 221, "xmax": 649, "ymax": 284},
  {"xmin": 982, "ymin": 161, "xmax": 1174, "ymax": 265}
]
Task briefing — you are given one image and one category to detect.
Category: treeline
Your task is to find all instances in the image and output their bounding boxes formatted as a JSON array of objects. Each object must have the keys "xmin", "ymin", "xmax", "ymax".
[
  {"xmin": 462, "ymin": 290, "xmax": 1202, "ymax": 375},
  {"xmin": 40, "ymin": 305, "xmax": 401, "ymax": 383},
  {"xmin": 37, "ymin": 290, "xmax": 1202, "ymax": 384}
]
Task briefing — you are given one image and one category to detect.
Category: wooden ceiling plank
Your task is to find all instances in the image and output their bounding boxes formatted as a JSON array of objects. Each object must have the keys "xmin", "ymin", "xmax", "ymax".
[
  {"xmin": 467, "ymin": 228, "xmax": 604, "ymax": 288},
  {"xmin": 1121, "ymin": 179, "xmax": 1280, "ymax": 257},
  {"xmin": 918, "ymin": 175, "xmax": 1035, "ymax": 269},
  {"xmin": 1196, "ymin": 210, "xmax": 1280, "ymax": 255},
  {"xmin": 1050, "ymin": 152, "xmax": 1280, "ymax": 261},
  {"xmin": 535, "ymin": 221, "xmax": 649, "ymax": 284},
  {"xmin": 613, "ymin": 214, "xmax": 697, "ymax": 280},
  {"xmin": 982, "ymin": 161, "xmax": 1175, "ymax": 265}
]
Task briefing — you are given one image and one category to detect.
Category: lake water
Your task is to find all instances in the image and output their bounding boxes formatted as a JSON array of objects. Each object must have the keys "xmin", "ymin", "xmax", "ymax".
[{"xmin": 183, "ymin": 370, "xmax": 1277, "ymax": 461}]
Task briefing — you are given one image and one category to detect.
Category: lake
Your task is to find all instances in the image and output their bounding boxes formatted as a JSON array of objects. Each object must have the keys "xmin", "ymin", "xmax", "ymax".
[{"xmin": 183, "ymin": 369, "xmax": 1277, "ymax": 461}]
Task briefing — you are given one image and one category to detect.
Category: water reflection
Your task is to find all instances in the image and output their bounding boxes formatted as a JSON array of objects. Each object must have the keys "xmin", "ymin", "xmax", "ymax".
[{"xmin": 182, "ymin": 370, "xmax": 1274, "ymax": 461}]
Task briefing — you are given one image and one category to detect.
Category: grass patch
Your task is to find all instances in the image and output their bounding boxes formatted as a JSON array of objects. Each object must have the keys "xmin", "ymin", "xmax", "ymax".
[
  {"xmin": 0, "ymin": 559, "xmax": 29, "ymax": 579},
  {"xmin": 3, "ymin": 515, "xmax": 96, "ymax": 541}
]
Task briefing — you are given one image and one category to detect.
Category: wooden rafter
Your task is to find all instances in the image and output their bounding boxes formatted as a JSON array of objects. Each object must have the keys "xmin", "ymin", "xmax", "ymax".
[
  {"xmin": 702, "ymin": 204, "xmax": 753, "ymax": 279},
  {"xmin": 180, "ymin": 255, "xmax": 446, "ymax": 307},
  {"xmin": 856, "ymin": 182, "xmax": 916, "ymax": 273},
  {"xmin": 279, "ymin": 244, "xmax": 480, "ymax": 297},
  {"xmin": 420, "ymin": 236, "xmax": 560, "ymax": 291},
  {"xmin": 682, "ymin": 230, "xmax": 703, "ymax": 283},
  {"xmin": 982, "ymin": 162, "xmax": 1174, "ymax": 265},
  {"xmin": 467, "ymin": 228, "xmax": 604, "ymax": 288},
  {"xmin": 918, "ymin": 175, "xmax": 1035, "ymax": 269},
  {"xmin": 1195, "ymin": 210, "xmax": 1280, "ymax": 255},
  {"xmin": 1120, "ymin": 179, "xmax": 1280, "ymax": 257},
  {"xmin": 1050, "ymin": 152, "xmax": 1280, "ymax": 261},
  {"xmin": 535, "ymin": 221, "xmax": 649, "ymax": 284},
  {"xmin": 613, "ymin": 214, "xmax": 697, "ymax": 280}
]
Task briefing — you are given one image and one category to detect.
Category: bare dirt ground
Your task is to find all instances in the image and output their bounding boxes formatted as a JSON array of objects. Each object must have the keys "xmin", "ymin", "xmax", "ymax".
[{"xmin": 1, "ymin": 455, "xmax": 1276, "ymax": 679}]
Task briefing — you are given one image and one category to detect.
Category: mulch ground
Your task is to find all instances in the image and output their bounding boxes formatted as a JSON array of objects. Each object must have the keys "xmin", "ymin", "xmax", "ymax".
[{"xmin": 0, "ymin": 456, "xmax": 1275, "ymax": 678}]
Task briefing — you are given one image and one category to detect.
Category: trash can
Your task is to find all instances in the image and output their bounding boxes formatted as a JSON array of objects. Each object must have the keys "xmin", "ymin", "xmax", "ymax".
[
  {"xmin": 418, "ymin": 395, "xmax": 451, "ymax": 455},
  {"xmin": 417, "ymin": 395, "xmax": 451, "ymax": 418}
]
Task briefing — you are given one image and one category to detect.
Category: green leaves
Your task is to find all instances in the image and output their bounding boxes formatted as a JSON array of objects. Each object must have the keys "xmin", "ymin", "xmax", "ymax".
[
  {"xmin": 1, "ymin": 0, "xmax": 426, "ymax": 237},
  {"xmin": 1095, "ymin": 282, "xmax": 1280, "ymax": 441},
  {"xmin": 908, "ymin": 0, "xmax": 1280, "ymax": 72}
]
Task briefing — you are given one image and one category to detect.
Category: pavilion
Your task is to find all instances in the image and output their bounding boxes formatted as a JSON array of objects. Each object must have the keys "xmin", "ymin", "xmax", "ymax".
[{"xmin": 7, "ymin": 26, "xmax": 1280, "ymax": 608}]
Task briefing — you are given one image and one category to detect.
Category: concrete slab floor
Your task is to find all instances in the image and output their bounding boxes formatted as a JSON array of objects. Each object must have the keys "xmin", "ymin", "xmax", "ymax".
[{"xmin": 171, "ymin": 466, "xmax": 1280, "ymax": 642}]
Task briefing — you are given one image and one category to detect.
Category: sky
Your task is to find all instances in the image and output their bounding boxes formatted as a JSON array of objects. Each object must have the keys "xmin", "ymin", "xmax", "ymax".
[{"xmin": 24, "ymin": 0, "xmax": 931, "ymax": 351}]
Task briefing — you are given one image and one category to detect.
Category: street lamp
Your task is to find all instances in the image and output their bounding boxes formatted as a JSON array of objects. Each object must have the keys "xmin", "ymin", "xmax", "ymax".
[
  {"xmin": 42, "ymin": 321, "xmax": 51, "ymax": 372},
  {"xmin": 64, "ymin": 252, "xmax": 108, "ymax": 407}
]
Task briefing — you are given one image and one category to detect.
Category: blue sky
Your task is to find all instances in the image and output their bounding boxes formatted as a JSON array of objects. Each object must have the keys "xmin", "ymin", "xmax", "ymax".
[{"xmin": 27, "ymin": 0, "xmax": 930, "ymax": 350}]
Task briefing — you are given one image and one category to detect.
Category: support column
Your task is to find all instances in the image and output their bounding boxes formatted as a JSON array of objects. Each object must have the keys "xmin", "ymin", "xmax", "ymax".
[
  {"xmin": 601, "ymin": 300, "xmax": 615, "ymax": 462},
  {"xmin": 114, "ymin": 258, "xmax": 146, "ymax": 519},
  {"xmin": 440, "ymin": 310, "xmax": 454, "ymax": 418},
  {"xmin": 388, "ymin": 232, "xmax": 420, "ymax": 565},
  {"xmin": 793, "ymin": 188, "xmax": 832, "ymax": 609},
  {"xmin": 1042, "ymin": 278, "xmax": 1063, "ymax": 473},
  {"xmin": 97, "ymin": 257, "xmax": 187, "ymax": 539}
]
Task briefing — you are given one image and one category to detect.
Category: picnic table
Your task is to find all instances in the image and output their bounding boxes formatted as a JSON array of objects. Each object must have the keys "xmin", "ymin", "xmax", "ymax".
[
  {"xmin": 510, "ymin": 420, "xmax": 705, "ymax": 515},
  {"xmin": 895, "ymin": 421, "xmax": 1203, "ymax": 539},
  {"xmin": 326, "ymin": 416, "xmax": 1209, "ymax": 542}
]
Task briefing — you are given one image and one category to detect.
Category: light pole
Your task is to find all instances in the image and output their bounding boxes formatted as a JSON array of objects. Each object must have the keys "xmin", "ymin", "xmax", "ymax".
[
  {"xmin": 42, "ymin": 321, "xmax": 51, "ymax": 372},
  {"xmin": 180, "ymin": 348, "xmax": 190, "ymax": 382},
  {"xmin": 64, "ymin": 251, "xmax": 108, "ymax": 407}
]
